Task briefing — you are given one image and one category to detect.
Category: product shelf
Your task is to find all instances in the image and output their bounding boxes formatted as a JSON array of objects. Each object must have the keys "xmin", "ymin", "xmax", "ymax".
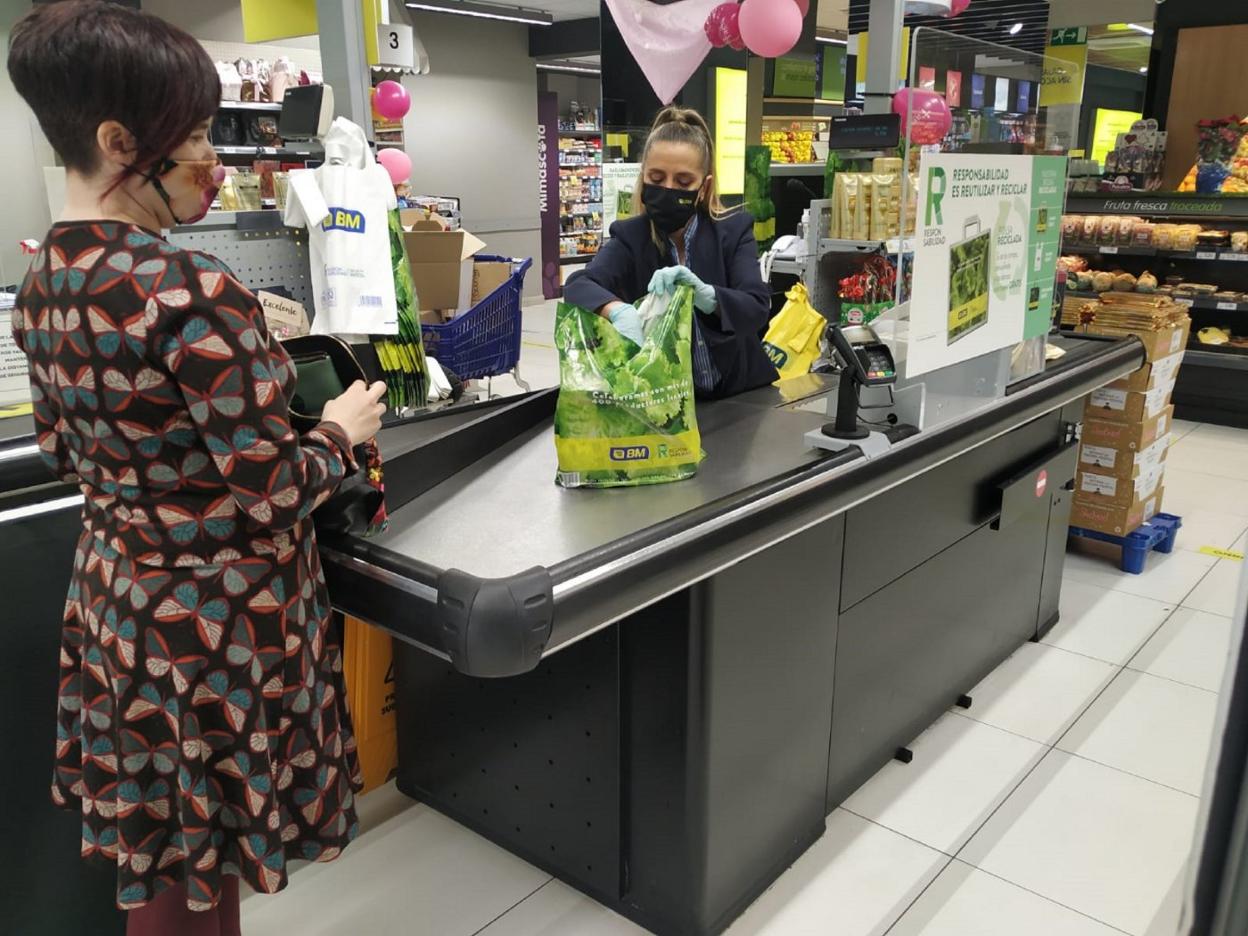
[
  {"xmin": 214, "ymin": 144, "xmax": 321, "ymax": 158},
  {"xmin": 1063, "ymin": 243, "xmax": 1248, "ymax": 263},
  {"xmin": 218, "ymin": 100, "xmax": 283, "ymax": 112},
  {"xmin": 818, "ymin": 237, "xmax": 914, "ymax": 256},
  {"xmin": 1067, "ymin": 290, "xmax": 1248, "ymax": 314},
  {"xmin": 1185, "ymin": 346, "xmax": 1248, "ymax": 368},
  {"xmin": 1066, "ymin": 193, "xmax": 1248, "ymax": 220}
]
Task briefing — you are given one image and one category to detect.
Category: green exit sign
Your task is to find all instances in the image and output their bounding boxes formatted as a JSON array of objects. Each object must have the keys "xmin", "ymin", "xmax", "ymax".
[{"xmin": 1049, "ymin": 27, "xmax": 1088, "ymax": 46}]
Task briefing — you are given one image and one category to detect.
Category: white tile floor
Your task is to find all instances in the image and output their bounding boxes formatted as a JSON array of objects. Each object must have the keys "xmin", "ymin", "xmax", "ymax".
[{"xmin": 242, "ymin": 338, "xmax": 1248, "ymax": 936}]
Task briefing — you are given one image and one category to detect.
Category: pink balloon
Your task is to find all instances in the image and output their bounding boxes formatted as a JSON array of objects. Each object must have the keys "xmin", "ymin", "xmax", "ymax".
[
  {"xmin": 793, "ymin": 0, "xmax": 810, "ymax": 15},
  {"xmin": 946, "ymin": 0, "xmax": 971, "ymax": 15},
  {"xmin": 893, "ymin": 88, "xmax": 953, "ymax": 145},
  {"xmin": 719, "ymin": 4, "xmax": 743, "ymax": 48},
  {"xmin": 377, "ymin": 147, "xmax": 412, "ymax": 185},
  {"xmin": 704, "ymin": 13, "xmax": 723, "ymax": 46},
  {"xmin": 704, "ymin": 3, "xmax": 732, "ymax": 47},
  {"xmin": 374, "ymin": 79, "xmax": 411, "ymax": 121},
  {"xmin": 738, "ymin": 0, "xmax": 803, "ymax": 59}
]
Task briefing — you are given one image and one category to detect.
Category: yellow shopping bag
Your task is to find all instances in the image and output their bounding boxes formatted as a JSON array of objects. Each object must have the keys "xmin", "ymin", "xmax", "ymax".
[
  {"xmin": 761, "ymin": 283, "xmax": 826, "ymax": 381},
  {"xmin": 343, "ymin": 615, "xmax": 398, "ymax": 795}
]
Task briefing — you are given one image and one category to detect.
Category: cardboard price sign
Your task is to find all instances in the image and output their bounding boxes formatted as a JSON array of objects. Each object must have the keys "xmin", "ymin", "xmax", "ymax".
[{"xmin": 258, "ymin": 291, "xmax": 310, "ymax": 339}]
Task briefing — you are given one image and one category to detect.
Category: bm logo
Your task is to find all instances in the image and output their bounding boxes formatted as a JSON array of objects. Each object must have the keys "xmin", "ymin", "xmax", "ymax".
[
  {"xmin": 609, "ymin": 445, "xmax": 650, "ymax": 462},
  {"xmin": 322, "ymin": 208, "xmax": 366, "ymax": 233},
  {"xmin": 762, "ymin": 341, "xmax": 789, "ymax": 368}
]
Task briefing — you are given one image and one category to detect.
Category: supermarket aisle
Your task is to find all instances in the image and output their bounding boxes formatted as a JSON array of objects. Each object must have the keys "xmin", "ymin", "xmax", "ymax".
[{"xmin": 240, "ymin": 417, "xmax": 1247, "ymax": 936}]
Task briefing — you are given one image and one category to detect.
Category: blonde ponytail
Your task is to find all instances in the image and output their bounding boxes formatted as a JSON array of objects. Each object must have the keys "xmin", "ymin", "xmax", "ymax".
[{"xmin": 630, "ymin": 105, "xmax": 733, "ymax": 228}]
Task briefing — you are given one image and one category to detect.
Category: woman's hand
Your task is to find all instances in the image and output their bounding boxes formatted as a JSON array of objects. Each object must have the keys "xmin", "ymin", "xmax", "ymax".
[
  {"xmin": 648, "ymin": 265, "xmax": 717, "ymax": 313},
  {"xmin": 322, "ymin": 380, "xmax": 387, "ymax": 447},
  {"xmin": 606, "ymin": 303, "xmax": 645, "ymax": 346}
]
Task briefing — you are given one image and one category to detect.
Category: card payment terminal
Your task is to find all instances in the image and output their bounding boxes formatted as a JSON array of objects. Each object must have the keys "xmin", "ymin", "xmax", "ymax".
[{"xmin": 806, "ymin": 324, "xmax": 903, "ymax": 459}]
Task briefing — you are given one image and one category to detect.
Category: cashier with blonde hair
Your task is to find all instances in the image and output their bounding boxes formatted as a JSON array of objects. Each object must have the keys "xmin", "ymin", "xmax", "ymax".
[{"xmin": 564, "ymin": 106, "xmax": 777, "ymax": 398}]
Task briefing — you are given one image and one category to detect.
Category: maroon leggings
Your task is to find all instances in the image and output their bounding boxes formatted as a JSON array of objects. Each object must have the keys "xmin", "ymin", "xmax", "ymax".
[{"xmin": 125, "ymin": 876, "xmax": 241, "ymax": 936}]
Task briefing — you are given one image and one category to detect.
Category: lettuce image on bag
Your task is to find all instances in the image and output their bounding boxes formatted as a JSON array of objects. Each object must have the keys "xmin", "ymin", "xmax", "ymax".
[{"xmin": 554, "ymin": 285, "xmax": 703, "ymax": 488}]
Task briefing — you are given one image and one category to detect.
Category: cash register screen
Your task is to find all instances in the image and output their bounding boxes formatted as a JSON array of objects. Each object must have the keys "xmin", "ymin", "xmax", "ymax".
[{"xmin": 277, "ymin": 86, "xmax": 325, "ymax": 140}]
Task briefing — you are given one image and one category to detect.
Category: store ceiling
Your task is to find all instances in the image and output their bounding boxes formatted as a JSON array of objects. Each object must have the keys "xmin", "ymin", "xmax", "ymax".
[
  {"xmin": 1085, "ymin": 22, "xmax": 1153, "ymax": 73},
  {"xmin": 847, "ymin": 0, "xmax": 1051, "ymax": 55},
  {"xmin": 533, "ymin": 0, "xmax": 599, "ymax": 20}
]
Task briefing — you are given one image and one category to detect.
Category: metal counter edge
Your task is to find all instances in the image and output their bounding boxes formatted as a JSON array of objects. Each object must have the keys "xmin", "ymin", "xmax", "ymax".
[{"xmin": 320, "ymin": 335, "xmax": 1145, "ymax": 678}]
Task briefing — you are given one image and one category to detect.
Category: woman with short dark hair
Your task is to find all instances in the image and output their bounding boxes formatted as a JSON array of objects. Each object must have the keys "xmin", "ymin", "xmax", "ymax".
[{"xmin": 7, "ymin": 3, "xmax": 385, "ymax": 933}]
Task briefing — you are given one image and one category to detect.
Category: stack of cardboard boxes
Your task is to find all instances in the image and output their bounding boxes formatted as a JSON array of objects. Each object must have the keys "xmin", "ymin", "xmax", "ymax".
[
  {"xmin": 399, "ymin": 208, "xmax": 512, "ymax": 325},
  {"xmin": 1069, "ymin": 294, "xmax": 1192, "ymax": 536}
]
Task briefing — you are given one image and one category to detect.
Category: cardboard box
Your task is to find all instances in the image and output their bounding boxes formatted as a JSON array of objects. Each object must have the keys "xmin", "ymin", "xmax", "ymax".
[
  {"xmin": 1079, "ymin": 433, "xmax": 1170, "ymax": 479},
  {"xmin": 1086, "ymin": 378, "xmax": 1175, "ymax": 424},
  {"xmin": 1075, "ymin": 461, "xmax": 1165, "ymax": 509},
  {"xmin": 1081, "ymin": 405, "xmax": 1173, "ymax": 452},
  {"xmin": 257, "ymin": 290, "xmax": 310, "ymax": 339},
  {"xmin": 1135, "ymin": 319, "xmax": 1191, "ymax": 362},
  {"xmin": 471, "ymin": 261, "xmax": 512, "ymax": 306},
  {"xmin": 1106, "ymin": 350, "xmax": 1183, "ymax": 393},
  {"xmin": 1070, "ymin": 486, "xmax": 1164, "ymax": 537},
  {"xmin": 404, "ymin": 227, "xmax": 486, "ymax": 314}
]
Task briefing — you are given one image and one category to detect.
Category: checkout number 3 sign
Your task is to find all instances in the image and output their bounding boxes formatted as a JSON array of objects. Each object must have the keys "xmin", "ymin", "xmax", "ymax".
[{"xmin": 377, "ymin": 24, "xmax": 415, "ymax": 69}]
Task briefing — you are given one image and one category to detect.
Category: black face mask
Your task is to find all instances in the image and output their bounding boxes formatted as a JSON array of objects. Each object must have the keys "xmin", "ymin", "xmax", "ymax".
[{"xmin": 642, "ymin": 183, "xmax": 700, "ymax": 236}]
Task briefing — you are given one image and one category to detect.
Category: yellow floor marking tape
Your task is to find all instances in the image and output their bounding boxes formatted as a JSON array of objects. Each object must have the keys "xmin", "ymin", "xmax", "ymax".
[{"xmin": 1199, "ymin": 546, "xmax": 1245, "ymax": 561}]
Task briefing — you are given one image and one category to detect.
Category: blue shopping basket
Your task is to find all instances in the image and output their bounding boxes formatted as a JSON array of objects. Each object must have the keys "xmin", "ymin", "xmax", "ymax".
[{"xmin": 420, "ymin": 255, "xmax": 533, "ymax": 382}]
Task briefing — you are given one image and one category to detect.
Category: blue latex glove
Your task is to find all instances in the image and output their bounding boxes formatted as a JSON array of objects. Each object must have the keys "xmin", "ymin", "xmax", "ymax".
[
  {"xmin": 609, "ymin": 303, "xmax": 645, "ymax": 346},
  {"xmin": 648, "ymin": 265, "xmax": 717, "ymax": 314}
]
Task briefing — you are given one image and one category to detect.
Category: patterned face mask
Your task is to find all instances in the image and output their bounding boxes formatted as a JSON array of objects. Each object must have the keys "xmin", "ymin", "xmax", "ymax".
[{"xmin": 144, "ymin": 157, "xmax": 226, "ymax": 225}]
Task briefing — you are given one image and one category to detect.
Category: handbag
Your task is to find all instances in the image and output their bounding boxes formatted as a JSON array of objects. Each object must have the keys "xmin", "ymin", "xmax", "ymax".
[{"xmin": 283, "ymin": 334, "xmax": 387, "ymax": 536}]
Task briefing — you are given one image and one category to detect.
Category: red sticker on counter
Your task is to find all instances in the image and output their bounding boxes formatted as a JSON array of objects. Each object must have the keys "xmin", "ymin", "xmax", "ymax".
[{"xmin": 1035, "ymin": 470, "xmax": 1048, "ymax": 498}]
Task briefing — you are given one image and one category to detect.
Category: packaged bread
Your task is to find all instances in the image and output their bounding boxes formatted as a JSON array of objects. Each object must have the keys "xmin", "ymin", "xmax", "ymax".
[
  {"xmin": 1137, "ymin": 271, "xmax": 1158, "ymax": 293},
  {"xmin": 1062, "ymin": 215, "xmax": 1083, "ymax": 241},
  {"xmin": 1111, "ymin": 272, "xmax": 1138, "ymax": 291},
  {"xmin": 1132, "ymin": 222, "xmax": 1155, "ymax": 247},
  {"xmin": 1175, "ymin": 225, "xmax": 1201, "ymax": 251},
  {"xmin": 905, "ymin": 173, "xmax": 919, "ymax": 235},
  {"xmin": 1117, "ymin": 217, "xmax": 1137, "ymax": 246},
  {"xmin": 1081, "ymin": 215, "xmax": 1099, "ymax": 244},
  {"xmin": 1097, "ymin": 216, "xmax": 1119, "ymax": 245},
  {"xmin": 870, "ymin": 174, "xmax": 901, "ymax": 240},
  {"xmin": 832, "ymin": 173, "xmax": 859, "ymax": 239},
  {"xmin": 1232, "ymin": 231, "xmax": 1248, "ymax": 253},
  {"xmin": 1153, "ymin": 224, "xmax": 1176, "ymax": 249},
  {"xmin": 218, "ymin": 173, "xmax": 241, "ymax": 211},
  {"xmin": 853, "ymin": 174, "xmax": 872, "ymax": 241},
  {"xmin": 1092, "ymin": 271, "xmax": 1114, "ymax": 292},
  {"xmin": 872, "ymin": 157, "xmax": 903, "ymax": 175}
]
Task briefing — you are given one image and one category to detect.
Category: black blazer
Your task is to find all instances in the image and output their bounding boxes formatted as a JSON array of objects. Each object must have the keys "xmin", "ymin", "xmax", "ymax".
[{"xmin": 563, "ymin": 211, "xmax": 778, "ymax": 398}]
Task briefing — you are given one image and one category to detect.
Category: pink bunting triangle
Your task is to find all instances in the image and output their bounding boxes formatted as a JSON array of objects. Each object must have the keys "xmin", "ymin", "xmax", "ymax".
[{"xmin": 605, "ymin": 0, "xmax": 724, "ymax": 105}]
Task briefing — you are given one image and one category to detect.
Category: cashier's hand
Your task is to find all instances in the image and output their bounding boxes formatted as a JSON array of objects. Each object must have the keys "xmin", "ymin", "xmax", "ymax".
[
  {"xmin": 323, "ymin": 380, "xmax": 387, "ymax": 447},
  {"xmin": 608, "ymin": 302, "xmax": 646, "ymax": 346},
  {"xmin": 648, "ymin": 265, "xmax": 717, "ymax": 314}
]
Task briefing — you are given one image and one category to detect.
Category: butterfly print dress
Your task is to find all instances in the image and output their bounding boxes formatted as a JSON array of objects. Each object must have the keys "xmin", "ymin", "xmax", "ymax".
[{"xmin": 12, "ymin": 221, "xmax": 364, "ymax": 912}]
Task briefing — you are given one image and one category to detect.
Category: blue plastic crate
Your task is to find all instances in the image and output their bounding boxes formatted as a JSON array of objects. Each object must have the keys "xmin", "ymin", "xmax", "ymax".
[
  {"xmin": 1069, "ymin": 512, "xmax": 1183, "ymax": 574},
  {"xmin": 420, "ymin": 255, "xmax": 532, "ymax": 381}
]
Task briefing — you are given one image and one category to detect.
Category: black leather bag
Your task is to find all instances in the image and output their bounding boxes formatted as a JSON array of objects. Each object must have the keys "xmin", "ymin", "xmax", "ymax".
[{"xmin": 283, "ymin": 335, "xmax": 386, "ymax": 536}]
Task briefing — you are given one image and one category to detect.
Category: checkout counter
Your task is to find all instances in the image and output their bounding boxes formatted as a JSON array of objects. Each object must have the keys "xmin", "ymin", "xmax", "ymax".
[{"xmin": 0, "ymin": 331, "xmax": 1142, "ymax": 936}]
